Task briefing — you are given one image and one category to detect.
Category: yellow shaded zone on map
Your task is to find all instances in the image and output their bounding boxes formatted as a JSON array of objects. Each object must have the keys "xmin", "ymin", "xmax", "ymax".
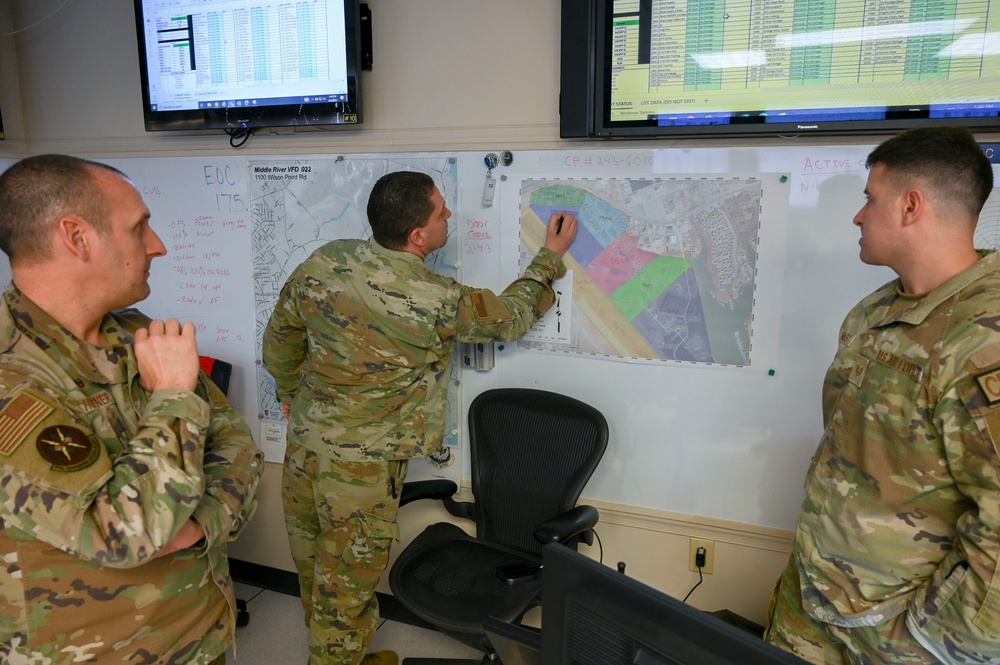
[{"xmin": 521, "ymin": 208, "xmax": 656, "ymax": 358}]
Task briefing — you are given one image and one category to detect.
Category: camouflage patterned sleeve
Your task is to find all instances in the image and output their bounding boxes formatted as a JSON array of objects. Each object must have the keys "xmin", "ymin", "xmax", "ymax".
[
  {"xmin": 0, "ymin": 386, "xmax": 215, "ymax": 568},
  {"xmin": 452, "ymin": 247, "xmax": 566, "ymax": 343},
  {"xmin": 191, "ymin": 375, "xmax": 263, "ymax": 547},
  {"xmin": 905, "ymin": 356, "xmax": 1000, "ymax": 657},
  {"xmin": 262, "ymin": 271, "xmax": 309, "ymax": 404}
]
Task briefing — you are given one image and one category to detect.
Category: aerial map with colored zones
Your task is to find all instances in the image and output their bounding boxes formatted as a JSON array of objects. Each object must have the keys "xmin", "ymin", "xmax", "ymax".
[{"xmin": 518, "ymin": 178, "xmax": 761, "ymax": 366}]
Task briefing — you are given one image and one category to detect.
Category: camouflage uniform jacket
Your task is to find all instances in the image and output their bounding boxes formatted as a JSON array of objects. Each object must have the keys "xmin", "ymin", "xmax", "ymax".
[
  {"xmin": 0, "ymin": 286, "xmax": 263, "ymax": 664},
  {"xmin": 262, "ymin": 239, "xmax": 565, "ymax": 461},
  {"xmin": 792, "ymin": 250, "xmax": 1000, "ymax": 656}
]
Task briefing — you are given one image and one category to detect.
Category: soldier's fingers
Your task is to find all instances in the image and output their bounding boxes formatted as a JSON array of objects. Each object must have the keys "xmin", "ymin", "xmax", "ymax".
[
  {"xmin": 163, "ymin": 318, "xmax": 182, "ymax": 336},
  {"xmin": 146, "ymin": 319, "xmax": 166, "ymax": 336}
]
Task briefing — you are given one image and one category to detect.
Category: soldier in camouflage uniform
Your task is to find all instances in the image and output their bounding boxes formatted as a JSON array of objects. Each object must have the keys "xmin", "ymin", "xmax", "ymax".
[
  {"xmin": 765, "ymin": 127, "xmax": 1000, "ymax": 664},
  {"xmin": 262, "ymin": 170, "xmax": 577, "ymax": 665},
  {"xmin": 0, "ymin": 155, "xmax": 263, "ymax": 664}
]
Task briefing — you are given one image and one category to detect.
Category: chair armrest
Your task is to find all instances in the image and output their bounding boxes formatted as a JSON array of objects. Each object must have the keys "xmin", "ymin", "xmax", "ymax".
[
  {"xmin": 533, "ymin": 505, "xmax": 600, "ymax": 545},
  {"xmin": 399, "ymin": 479, "xmax": 457, "ymax": 506},
  {"xmin": 398, "ymin": 479, "xmax": 477, "ymax": 520}
]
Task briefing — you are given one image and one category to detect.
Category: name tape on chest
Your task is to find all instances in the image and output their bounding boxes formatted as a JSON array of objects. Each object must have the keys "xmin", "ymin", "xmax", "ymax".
[{"xmin": 874, "ymin": 350, "xmax": 923, "ymax": 381}]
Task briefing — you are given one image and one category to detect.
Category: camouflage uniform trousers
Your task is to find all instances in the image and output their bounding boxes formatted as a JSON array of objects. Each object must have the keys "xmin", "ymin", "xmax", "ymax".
[
  {"xmin": 765, "ymin": 555, "xmax": 939, "ymax": 665},
  {"xmin": 282, "ymin": 440, "xmax": 408, "ymax": 665}
]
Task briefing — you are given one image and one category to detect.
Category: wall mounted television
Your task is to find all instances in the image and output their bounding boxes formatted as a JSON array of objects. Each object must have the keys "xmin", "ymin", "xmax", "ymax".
[
  {"xmin": 561, "ymin": 0, "xmax": 1000, "ymax": 139},
  {"xmin": 133, "ymin": 0, "xmax": 363, "ymax": 131}
]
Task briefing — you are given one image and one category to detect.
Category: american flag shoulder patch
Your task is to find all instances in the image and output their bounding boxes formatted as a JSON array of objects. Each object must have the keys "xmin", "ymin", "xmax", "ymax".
[{"xmin": 0, "ymin": 392, "xmax": 53, "ymax": 456}]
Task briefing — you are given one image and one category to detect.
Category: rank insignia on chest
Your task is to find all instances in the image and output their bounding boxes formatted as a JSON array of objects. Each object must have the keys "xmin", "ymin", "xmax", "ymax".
[
  {"xmin": 36, "ymin": 425, "xmax": 98, "ymax": 472},
  {"xmin": 849, "ymin": 357, "xmax": 869, "ymax": 387},
  {"xmin": 975, "ymin": 367, "xmax": 1000, "ymax": 406}
]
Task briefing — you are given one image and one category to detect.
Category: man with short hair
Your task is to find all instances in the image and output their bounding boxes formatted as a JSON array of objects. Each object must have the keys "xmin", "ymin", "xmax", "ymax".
[
  {"xmin": 766, "ymin": 127, "xmax": 1000, "ymax": 663},
  {"xmin": 263, "ymin": 170, "xmax": 577, "ymax": 665},
  {"xmin": 0, "ymin": 154, "xmax": 263, "ymax": 664}
]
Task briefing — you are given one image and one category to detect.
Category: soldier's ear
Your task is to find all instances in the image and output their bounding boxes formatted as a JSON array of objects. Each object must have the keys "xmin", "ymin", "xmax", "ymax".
[
  {"xmin": 57, "ymin": 215, "xmax": 91, "ymax": 261},
  {"xmin": 408, "ymin": 224, "xmax": 427, "ymax": 250}
]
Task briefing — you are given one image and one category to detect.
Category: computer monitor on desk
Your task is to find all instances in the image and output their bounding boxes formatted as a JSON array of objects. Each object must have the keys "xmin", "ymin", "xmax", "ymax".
[{"xmin": 540, "ymin": 544, "xmax": 809, "ymax": 665}]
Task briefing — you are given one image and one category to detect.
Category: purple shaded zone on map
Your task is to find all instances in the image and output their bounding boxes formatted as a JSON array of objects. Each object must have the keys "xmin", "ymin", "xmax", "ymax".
[
  {"xmin": 632, "ymin": 270, "xmax": 713, "ymax": 362},
  {"xmin": 529, "ymin": 204, "xmax": 604, "ymax": 267}
]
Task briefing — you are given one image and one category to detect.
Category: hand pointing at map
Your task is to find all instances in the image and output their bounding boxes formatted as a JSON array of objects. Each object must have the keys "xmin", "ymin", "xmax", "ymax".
[{"xmin": 545, "ymin": 213, "xmax": 578, "ymax": 256}]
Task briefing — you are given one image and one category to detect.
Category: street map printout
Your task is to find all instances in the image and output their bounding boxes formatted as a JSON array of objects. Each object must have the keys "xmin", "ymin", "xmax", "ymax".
[
  {"xmin": 249, "ymin": 157, "xmax": 461, "ymax": 464},
  {"xmin": 519, "ymin": 178, "xmax": 761, "ymax": 366}
]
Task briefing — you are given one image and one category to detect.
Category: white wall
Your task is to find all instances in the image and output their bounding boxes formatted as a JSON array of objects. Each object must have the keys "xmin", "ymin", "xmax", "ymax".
[
  {"xmin": 8, "ymin": 0, "xmax": 568, "ymax": 154},
  {"xmin": 0, "ymin": 0, "xmax": 24, "ymax": 154}
]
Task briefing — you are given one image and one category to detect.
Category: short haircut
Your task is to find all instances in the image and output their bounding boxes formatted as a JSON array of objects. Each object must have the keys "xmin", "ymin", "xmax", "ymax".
[
  {"xmin": 866, "ymin": 126, "xmax": 993, "ymax": 218},
  {"xmin": 366, "ymin": 171, "xmax": 436, "ymax": 250},
  {"xmin": 0, "ymin": 154, "xmax": 126, "ymax": 264}
]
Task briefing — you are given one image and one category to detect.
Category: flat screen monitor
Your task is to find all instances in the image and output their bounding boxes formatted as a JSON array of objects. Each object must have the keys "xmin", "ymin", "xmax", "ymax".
[
  {"xmin": 133, "ymin": 0, "xmax": 362, "ymax": 131},
  {"xmin": 561, "ymin": 0, "xmax": 1000, "ymax": 139},
  {"xmin": 540, "ymin": 544, "xmax": 809, "ymax": 664}
]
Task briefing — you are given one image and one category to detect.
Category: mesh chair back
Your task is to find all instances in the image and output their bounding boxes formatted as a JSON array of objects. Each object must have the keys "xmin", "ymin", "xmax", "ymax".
[{"xmin": 468, "ymin": 388, "xmax": 608, "ymax": 557}]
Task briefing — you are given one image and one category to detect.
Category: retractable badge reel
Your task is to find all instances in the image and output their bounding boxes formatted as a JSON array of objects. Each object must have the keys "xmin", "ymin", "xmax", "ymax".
[
  {"xmin": 483, "ymin": 153, "xmax": 499, "ymax": 207},
  {"xmin": 482, "ymin": 151, "xmax": 514, "ymax": 208}
]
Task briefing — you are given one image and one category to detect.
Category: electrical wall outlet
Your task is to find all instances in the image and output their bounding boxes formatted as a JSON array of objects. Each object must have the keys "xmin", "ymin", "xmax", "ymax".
[{"xmin": 689, "ymin": 538, "xmax": 715, "ymax": 575}]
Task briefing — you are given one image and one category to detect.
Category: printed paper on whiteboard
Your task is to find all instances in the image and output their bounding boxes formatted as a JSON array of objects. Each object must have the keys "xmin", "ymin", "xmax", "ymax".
[
  {"xmin": 523, "ymin": 271, "xmax": 573, "ymax": 344},
  {"xmin": 259, "ymin": 420, "xmax": 287, "ymax": 463}
]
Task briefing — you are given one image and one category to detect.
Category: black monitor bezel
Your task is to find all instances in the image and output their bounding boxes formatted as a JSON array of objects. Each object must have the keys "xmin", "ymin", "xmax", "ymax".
[
  {"xmin": 560, "ymin": 0, "xmax": 1000, "ymax": 139},
  {"xmin": 540, "ymin": 544, "xmax": 809, "ymax": 665},
  {"xmin": 132, "ymin": 0, "xmax": 363, "ymax": 132}
]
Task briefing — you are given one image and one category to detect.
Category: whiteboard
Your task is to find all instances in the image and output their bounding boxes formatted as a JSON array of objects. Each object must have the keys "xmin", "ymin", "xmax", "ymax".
[
  {"xmin": 5, "ymin": 147, "xmax": 952, "ymax": 530},
  {"xmin": 109, "ymin": 155, "xmax": 466, "ymax": 485},
  {"xmin": 108, "ymin": 157, "xmax": 260, "ymax": 433},
  {"xmin": 456, "ymin": 146, "xmax": 896, "ymax": 530}
]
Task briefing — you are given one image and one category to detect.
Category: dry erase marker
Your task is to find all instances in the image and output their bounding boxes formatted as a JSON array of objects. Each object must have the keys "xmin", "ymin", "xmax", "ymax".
[{"xmin": 557, "ymin": 214, "xmax": 565, "ymax": 234}]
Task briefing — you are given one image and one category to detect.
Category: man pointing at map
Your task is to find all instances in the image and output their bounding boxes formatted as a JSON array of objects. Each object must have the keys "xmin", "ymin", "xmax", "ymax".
[{"xmin": 262, "ymin": 170, "xmax": 576, "ymax": 665}]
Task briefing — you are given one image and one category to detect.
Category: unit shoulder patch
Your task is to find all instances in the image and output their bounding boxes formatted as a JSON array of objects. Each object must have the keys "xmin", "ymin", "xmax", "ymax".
[{"xmin": 36, "ymin": 425, "xmax": 99, "ymax": 472}]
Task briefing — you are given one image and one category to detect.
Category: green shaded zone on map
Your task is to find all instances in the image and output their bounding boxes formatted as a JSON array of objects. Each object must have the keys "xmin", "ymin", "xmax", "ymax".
[{"xmin": 521, "ymin": 179, "xmax": 760, "ymax": 366}]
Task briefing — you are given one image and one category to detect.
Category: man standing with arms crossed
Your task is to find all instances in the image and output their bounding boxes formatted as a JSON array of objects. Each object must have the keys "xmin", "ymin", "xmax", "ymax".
[
  {"xmin": 0, "ymin": 154, "xmax": 263, "ymax": 664},
  {"xmin": 766, "ymin": 127, "xmax": 1000, "ymax": 663},
  {"xmin": 263, "ymin": 170, "xmax": 577, "ymax": 665}
]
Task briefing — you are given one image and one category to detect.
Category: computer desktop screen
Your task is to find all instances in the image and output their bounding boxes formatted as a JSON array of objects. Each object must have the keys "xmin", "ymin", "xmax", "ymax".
[
  {"xmin": 540, "ymin": 544, "xmax": 809, "ymax": 665},
  {"xmin": 133, "ymin": 0, "xmax": 362, "ymax": 131},
  {"xmin": 561, "ymin": 0, "xmax": 1000, "ymax": 138}
]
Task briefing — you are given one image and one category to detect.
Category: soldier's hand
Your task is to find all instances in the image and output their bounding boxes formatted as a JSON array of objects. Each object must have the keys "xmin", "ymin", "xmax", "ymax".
[
  {"xmin": 134, "ymin": 319, "xmax": 200, "ymax": 392},
  {"xmin": 282, "ymin": 403, "xmax": 291, "ymax": 419},
  {"xmin": 157, "ymin": 519, "xmax": 205, "ymax": 557},
  {"xmin": 543, "ymin": 213, "xmax": 578, "ymax": 257}
]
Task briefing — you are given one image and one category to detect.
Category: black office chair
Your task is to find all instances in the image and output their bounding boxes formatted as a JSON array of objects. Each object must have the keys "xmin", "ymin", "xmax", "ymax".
[
  {"xmin": 198, "ymin": 355, "xmax": 250, "ymax": 629},
  {"xmin": 199, "ymin": 355, "xmax": 232, "ymax": 397},
  {"xmin": 388, "ymin": 388, "xmax": 609, "ymax": 665}
]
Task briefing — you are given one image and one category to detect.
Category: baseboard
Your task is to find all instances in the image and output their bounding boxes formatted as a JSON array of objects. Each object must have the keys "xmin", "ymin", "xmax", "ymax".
[{"xmin": 230, "ymin": 558, "xmax": 300, "ymax": 597}]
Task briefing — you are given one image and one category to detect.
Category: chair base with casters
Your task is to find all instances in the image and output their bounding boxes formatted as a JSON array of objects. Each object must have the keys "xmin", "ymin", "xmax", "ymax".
[{"xmin": 387, "ymin": 388, "xmax": 609, "ymax": 665}]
